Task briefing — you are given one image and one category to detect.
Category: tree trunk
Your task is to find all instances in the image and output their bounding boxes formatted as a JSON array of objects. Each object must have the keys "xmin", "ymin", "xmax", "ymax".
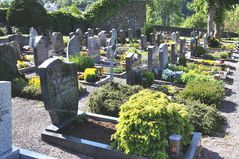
[
  {"xmin": 214, "ymin": 22, "xmax": 221, "ymax": 38},
  {"xmin": 207, "ymin": 1, "xmax": 215, "ymax": 37}
]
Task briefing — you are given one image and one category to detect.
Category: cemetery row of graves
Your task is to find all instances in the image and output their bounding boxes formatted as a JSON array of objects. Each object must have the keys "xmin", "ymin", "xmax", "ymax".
[{"xmin": 0, "ymin": 25, "xmax": 239, "ymax": 158}]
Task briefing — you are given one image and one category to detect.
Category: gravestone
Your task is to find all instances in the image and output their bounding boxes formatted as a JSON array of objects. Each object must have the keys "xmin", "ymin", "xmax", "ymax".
[
  {"xmin": 127, "ymin": 28, "xmax": 133, "ymax": 39},
  {"xmin": 0, "ymin": 43, "xmax": 20, "ymax": 81},
  {"xmin": 38, "ymin": 58, "xmax": 79, "ymax": 125},
  {"xmin": 98, "ymin": 31, "xmax": 107, "ymax": 47},
  {"xmin": 88, "ymin": 36, "xmax": 100, "ymax": 62},
  {"xmin": 9, "ymin": 41, "xmax": 20, "ymax": 60},
  {"xmin": 159, "ymin": 43, "xmax": 169, "ymax": 69},
  {"xmin": 69, "ymin": 32, "xmax": 75, "ymax": 39},
  {"xmin": 195, "ymin": 36, "xmax": 200, "ymax": 47},
  {"xmin": 29, "ymin": 27, "xmax": 38, "ymax": 48},
  {"xmin": 156, "ymin": 33, "xmax": 163, "ymax": 45},
  {"xmin": 176, "ymin": 31, "xmax": 180, "ymax": 42},
  {"xmin": 33, "ymin": 36, "xmax": 52, "ymax": 67},
  {"xmin": 171, "ymin": 43, "xmax": 178, "ymax": 64},
  {"xmin": 51, "ymin": 32, "xmax": 65, "ymax": 53},
  {"xmin": 8, "ymin": 34, "xmax": 26, "ymax": 49},
  {"xmin": 95, "ymin": 28, "xmax": 101, "ymax": 35},
  {"xmin": 88, "ymin": 28, "xmax": 94, "ymax": 37},
  {"xmin": 179, "ymin": 39, "xmax": 186, "ymax": 58},
  {"xmin": 127, "ymin": 17, "xmax": 137, "ymax": 38},
  {"xmin": 0, "ymin": 81, "xmax": 12, "ymax": 155},
  {"xmin": 126, "ymin": 53, "xmax": 141, "ymax": 85},
  {"xmin": 203, "ymin": 33, "xmax": 208, "ymax": 50},
  {"xmin": 148, "ymin": 45, "xmax": 159, "ymax": 72},
  {"xmin": 141, "ymin": 34, "xmax": 147, "ymax": 50},
  {"xmin": 171, "ymin": 32, "xmax": 177, "ymax": 42},
  {"xmin": 149, "ymin": 33, "xmax": 156, "ymax": 45},
  {"xmin": 118, "ymin": 30, "xmax": 126, "ymax": 44},
  {"xmin": 84, "ymin": 32, "xmax": 89, "ymax": 47},
  {"xmin": 190, "ymin": 38, "xmax": 195, "ymax": 56},
  {"xmin": 67, "ymin": 35, "xmax": 81, "ymax": 59},
  {"xmin": 75, "ymin": 28, "xmax": 83, "ymax": 39}
]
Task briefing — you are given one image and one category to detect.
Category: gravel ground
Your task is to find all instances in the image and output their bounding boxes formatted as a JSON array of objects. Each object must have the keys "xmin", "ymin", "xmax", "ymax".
[
  {"xmin": 12, "ymin": 77, "xmax": 126, "ymax": 159},
  {"xmin": 200, "ymin": 53, "xmax": 239, "ymax": 159}
]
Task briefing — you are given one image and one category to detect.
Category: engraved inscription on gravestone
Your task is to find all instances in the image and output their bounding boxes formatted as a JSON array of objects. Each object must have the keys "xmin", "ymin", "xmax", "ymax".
[{"xmin": 38, "ymin": 58, "xmax": 79, "ymax": 125}]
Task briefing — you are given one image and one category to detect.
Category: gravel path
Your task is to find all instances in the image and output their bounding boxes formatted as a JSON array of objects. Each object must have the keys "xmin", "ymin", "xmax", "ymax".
[
  {"xmin": 200, "ymin": 53, "xmax": 239, "ymax": 159},
  {"xmin": 12, "ymin": 77, "xmax": 126, "ymax": 159}
]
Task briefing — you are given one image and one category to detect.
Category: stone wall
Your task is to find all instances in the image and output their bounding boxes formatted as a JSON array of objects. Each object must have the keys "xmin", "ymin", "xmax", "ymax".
[{"xmin": 100, "ymin": 0, "xmax": 146, "ymax": 33}]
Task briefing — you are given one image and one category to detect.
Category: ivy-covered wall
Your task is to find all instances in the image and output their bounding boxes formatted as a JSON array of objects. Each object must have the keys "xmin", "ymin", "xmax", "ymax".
[{"xmin": 98, "ymin": 0, "xmax": 146, "ymax": 32}]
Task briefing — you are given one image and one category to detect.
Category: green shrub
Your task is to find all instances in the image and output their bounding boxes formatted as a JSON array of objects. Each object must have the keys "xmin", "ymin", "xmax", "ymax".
[
  {"xmin": 111, "ymin": 90, "xmax": 193, "ymax": 159},
  {"xmin": 12, "ymin": 77, "xmax": 27, "ymax": 96},
  {"xmin": 141, "ymin": 71, "xmax": 155, "ymax": 88},
  {"xmin": 178, "ymin": 57, "xmax": 187, "ymax": 66},
  {"xmin": 0, "ymin": 8, "xmax": 7, "ymax": 23},
  {"xmin": 178, "ymin": 70, "xmax": 215, "ymax": 84},
  {"xmin": 168, "ymin": 64, "xmax": 189, "ymax": 72},
  {"xmin": 7, "ymin": 0, "xmax": 49, "ymax": 31},
  {"xmin": 48, "ymin": 10, "xmax": 85, "ymax": 35},
  {"xmin": 208, "ymin": 38, "xmax": 221, "ymax": 48},
  {"xmin": 152, "ymin": 85, "xmax": 180, "ymax": 96},
  {"xmin": 69, "ymin": 54, "xmax": 94, "ymax": 72},
  {"xmin": 174, "ymin": 96, "xmax": 225, "ymax": 135},
  {"xmin": 88, "ymin": 82, "xmax": 143, "ymax": 117},
  {"xmin": 194, "ymin": 46, "xmax": 207, "ymax": 57},
  {"xmin": 219, "ymin": 52, "xmax": 229, "ymax": 59},
  {"xmin": 84, "ymin": 68, "xmax": 98, "ymax": 82},
  {"xmin": 180, "ymin": 79, "xmax": 225, "ymax": 106}
]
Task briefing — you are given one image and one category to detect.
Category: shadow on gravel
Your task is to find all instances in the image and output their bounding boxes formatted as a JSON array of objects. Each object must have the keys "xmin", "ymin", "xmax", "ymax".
[
  {"xmin": 225, "ymin": 88, "xmax": 237, "ymax": 97},
  {"xmin": 227, "ymin": 71, "xmax": 234, "ymax": 76},
  {"xmin": 229, "ymin": 66, "xmax": 236, "ymax": 70},
  {"xmin": 79, "ymin": 91, "xmax": 90, "ymax": 100},
  {"xmin": 220, "ymin": 100, "xmax": 237, "ymax": 113},
  {"xmin": 225, "ymin": 77, "xmax": 234, "ymax": 85},
  {"xmin": 200, "ymin": 147, "xmax": 224, "ymax": 159}
]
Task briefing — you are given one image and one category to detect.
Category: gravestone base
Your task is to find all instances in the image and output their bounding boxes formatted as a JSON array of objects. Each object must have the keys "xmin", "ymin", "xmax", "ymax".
[{"xmin": 0, "ymin": 147, "xmax": 20, "ymax": 159}]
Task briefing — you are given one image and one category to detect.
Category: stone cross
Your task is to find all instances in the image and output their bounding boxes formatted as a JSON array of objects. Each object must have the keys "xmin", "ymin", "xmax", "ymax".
[{"xmin": 38, "ymin": 58, "xmax": 79, "ymax": 126}]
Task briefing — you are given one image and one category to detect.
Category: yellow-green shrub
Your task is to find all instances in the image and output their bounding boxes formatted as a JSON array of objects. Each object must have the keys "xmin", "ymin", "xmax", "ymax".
[
  {"xmin": 111, "ymin": 90, "xmax": 193, "ymax": 159},
  {"xmin": 84, "ymin": 68, "xmax": 98, "ymax": 82}
]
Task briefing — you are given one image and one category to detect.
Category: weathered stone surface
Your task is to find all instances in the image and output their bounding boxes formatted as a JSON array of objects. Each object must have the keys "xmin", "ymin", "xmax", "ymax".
[
  {"xmin": 179, "ymin": 39, "xmax": 186, "ymax": 58},
  {"xmin": 33, "ymin": 36, "xmax": 52, "ymax": 67},
  {"xmin": 148, "ymin": 45, "xmax": 159, "ymax": 72},
  {"xmin": 29, "ymin": 27, "xmax": 38, "ymax": 48},
  {"xmin": 9, "ymin": 41, "xmax": 20, "ymax": 60},
  {"xmin": 67, "ymin": 35, "xmax": 81, "ymax": 59},
  {"xmin": 51, "ymin": 32, "xmax": 65, "ymax": 53},
  {"xmin": 88, "ymin": 36, "xmax": 100, "ymax": 62},
  {"xmin": 98, "ymin": 31, "xmax": 107, "ymax": 47},
  {"xmin": 0, "ymin": 43, "xmax": 20, "ymax": 81},
  {"xmin": 0, "ymin": 81, "xmax": 12, "ymax": 155},
  {"xmin": 126, "ymin": 53, "xmax": 141, "ymax": 85},
  {"xmin": 171, "ymin": 43, "xmax": 178, "ymax": 64},
  {"xmin": 8, "ymin": 34, "xmax": 27, "ymax": 49},
  {"xmin": 159, "ymin": 43, "xmax": 169, "ymax": 69},
  {"xmin": 141, "ymin": 34, "xmax": 147, "ymax": 50},
  {"xmin": 38, "ymin": 58, "xmax": 79, "ymax": 125},
  {"xmin": 118, "ymin": 30, "xmax": 126, "ymax": 44}
]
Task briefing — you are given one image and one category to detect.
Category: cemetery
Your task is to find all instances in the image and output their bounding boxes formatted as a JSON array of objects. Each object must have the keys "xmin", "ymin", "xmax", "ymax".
[{"xmin": 0, "ymin": 0, "xmax": 239, "ymax": 159}]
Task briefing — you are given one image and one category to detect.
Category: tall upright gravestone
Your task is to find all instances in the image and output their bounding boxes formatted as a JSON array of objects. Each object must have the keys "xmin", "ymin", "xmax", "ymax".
[
  {"xmin": 67, "ymin": 35, "xmax": 81, "ymax": 59},
  {"xmin": 126, "ymin": 53, "xmax": 141, "ymax": 85},
  {"xmin": 159, "ymin": 43, "xmax": 169, "ymax": 70},
  {"xmin": 51, "ymin": 32, "xmax": 65, "ymax": 53},
  {"xmin": 38, "ymin": 58, "xmax": 79, "ymax": 126},
  {"xmin": 0, "ymin": 81, "xmax": 12, "ymax": 157},
  {"xmin": 148, "ymin": 45, "xmax": 159, "ymax": 72},
  {"xmin": 29, "ymin": 27, "xmax": 38, "ymax": 48},
  {"xmin": 33, "ymin": 36, "xmax": 52, "ymax": 67}
]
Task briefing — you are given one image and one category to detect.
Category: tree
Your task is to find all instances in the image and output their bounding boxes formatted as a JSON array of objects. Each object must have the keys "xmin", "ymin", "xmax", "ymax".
[{"xmin": 7, "ymin": 0, "xmax": 49, "ymax": 31}]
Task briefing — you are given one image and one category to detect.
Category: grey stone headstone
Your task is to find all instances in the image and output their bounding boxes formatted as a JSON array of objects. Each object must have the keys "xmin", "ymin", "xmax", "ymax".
[
  {"xmin": 9, "ymin": 41, "xmax": 20, "ymax": 60},
  {"xmin": 0, "ymin": 81, "xmax": 12, "ymax": 155},
  {"xmin": 171, "ymin": 43, "xmax": 178, "ymax": 64},
  {"xmin": 156, "ymin": 33, "xmax": 163, "ymax": 45},
  {"xmin": 148, "ymin": 45, "xmax": 159, "ymax": 72},
  {"xmin": 176, "ymin": 31, "xmax": 180, "ymax": 42},
  {"xmin": 126, "ymin": 53, "xmax": 141, "ymax": 85},
  {"xmin": 38, "ymin": 58, "xmax": 79, "ymax": 125},
  {"xmin": 149, "ymin": 33, "xmax": 156, "ymax": 45},
  {"xmin": 8, "ymin": 34, "xmax": 26, "ymax": 49},
  {"xmin": 118, "ymin": 30, "xmax": 126, "ymax": 44},
  {"xmin": 179, "ymin": 39, "xmax": 186, "ymax": 58},
  {"xmin": 84, "ymin": 32, "xmax": 89, "ymax": 47},
  {"xmin": 75, "ymin": 28, "xmax": 83, "ymax": 39},
  {"xmin": 88, "ymin": 36, "xmax": 100, "ymax": 62},
  {"xmin": 88, "ymin": 28, "xmax": 94, "ymax": 37},
  {"xmin": 51, "ymin": 32, "xmax": 65, "ymax": 53},
  {"xmin": 67, "ymin": 35, "xmax": 81, "ymax": 59},
  {"xmin": 159, "ymin": 43, "xmax": 169, "ymax": 69},
  {"xmin": 98, "ymin": 31, "xmax": 107, "ymax": 47},
  {"xmin": 203, "ymin": 33, "xmax": 208, "ymax": 50},
  {"xmin": 190, "ymin": 38, "xmax": 195, "ymax": 57},
  {"xmin": 0, "ymin": 43, "xmax": 20, "ymax": 81},
  {"xmin": 33, "ymin": 36, "xmax": 52, "ymax": 67},
  {"xmin": 127, "ymin": 28, "xmax": 133, "ymax": 39},
  {"xmin": 141, "ymin": 34, "xmax": 147, "ymax": 50},
  {"xmin": 171, "ymin": 32, "xmax": 177, "ymax": 42},
  {"xmin": 29, "ymin": 27, "xmax": 38, "ymax": 48},
  {"xmin": 69, "ymin": 32, "xmax": 75, "ymax": 39}
]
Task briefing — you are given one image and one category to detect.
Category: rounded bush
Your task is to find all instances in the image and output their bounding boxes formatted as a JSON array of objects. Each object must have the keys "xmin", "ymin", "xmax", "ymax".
[
  {"xmin": 141, "ymin": 71, "xmax": 155, "ymax": 88},
  {"xmin": 194, "ymin": 46, "xmax": 206, "ymax": 57},
  {"xmin": 111, "ymin": 90, "xmax": 193, "ymax": 159},
  {"xmin": 208, "ymin": 38, "xmax": 221, "ymax": 48},
  {"xmin": 69, "ymin": 54, "xmax": 94, "ymax": 72},
  {"xmin": 180, "ymin": 79, "xmax": 225, "ymax": 106},
  {"xmin": 7, "ymin": 0, "xmax": 49, "ymax": 30},
  {"xmin": 87, "ymin": 82, "xmax": 143, "ymax": 117},
  {"xmin": 84, "ymin": 68, "xmax": 98, "ymax": 82},
  {"xmin": 174, "ymin": 96, "xmax": 225, "ymax": 135}
]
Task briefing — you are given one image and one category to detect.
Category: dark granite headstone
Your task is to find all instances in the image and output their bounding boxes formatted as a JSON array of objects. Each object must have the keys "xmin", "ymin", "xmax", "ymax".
[
  {"xmin": 0, "ymin": 43, "xmax": 20, "ymax": 81},
  {"xmin": 159, "ymin": 43, "xmax": 169, "ymax": 69},
  {"xmin": 171, "ymin": 43, "xmax": 178, "ymax": 64},
  {"xmin": 127, "ymin": 28, "xmax": 133, "ymax": 39},
  {"xmin": 38, "ymin": 58, "xmax": 79, "ymax": 126},
  {"xmin": 148, "ymin": 45, "xmax": 159, "ymax": 71},
  {"xmin": 8, "ymin": 34, "xmax": 27, "ymax": 49},
  {"xmin": 118, "ymin": 30, "xmax": 126, "ymax": 44},
  {"xmin": 179, "ymin": 39, "xmax": 186, "ymax": 58},
  {"xmin": 149, "ymin": 33, "xmax": 156, "ymax": 45},
  {"xmin": 51, "ymin": 32, "xmax": 65, "ymax": 53},
  {"xmin": 126, "ymin": 53, "xmax": 141, "ymax": 85},
  {"xmin": 141, "ymin": 34, "xmax": 147, "ymax": 50}
]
